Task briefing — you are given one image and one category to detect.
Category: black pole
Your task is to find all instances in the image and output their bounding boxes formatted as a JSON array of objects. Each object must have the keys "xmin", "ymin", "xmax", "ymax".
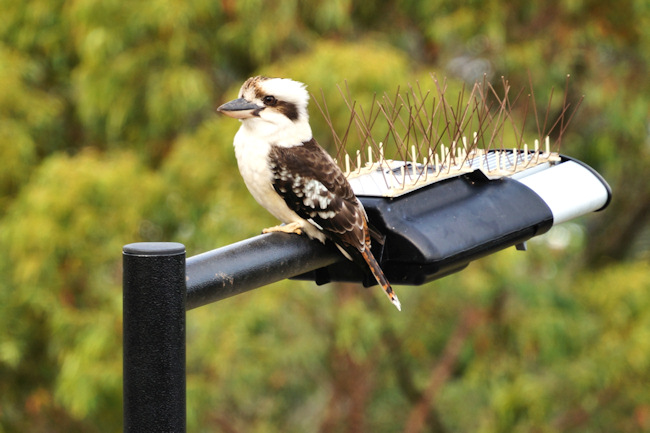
[
  {"xmin": 123, "ymin": 242, "xmax": 186, "ymax": 433},
  {"xmin": 186, "ymin": 232, "xmax": 341, "ymax": 310}
]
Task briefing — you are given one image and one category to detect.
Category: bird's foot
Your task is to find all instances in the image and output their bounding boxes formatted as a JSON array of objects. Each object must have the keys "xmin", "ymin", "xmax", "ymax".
[{"xmin": 262, "ymin": 222, "xmax": 303, "ymax": 236}]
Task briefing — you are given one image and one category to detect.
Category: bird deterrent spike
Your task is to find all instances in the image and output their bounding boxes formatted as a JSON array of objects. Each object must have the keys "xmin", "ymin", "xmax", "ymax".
[
  {"xmin": 451, "ymin": 140, "xmax": 457, "ymax": 164},
  {"xmin": 356, "ymin": 150, "xmax": 362, "ymax": 173},
  {"xmin": 544, "ymin": 135, "xmax": 551, "ymax": 156},
  {"xmin": 345, "ymin": 153, "xmax": 350, "ymax": 175},
  {"xmin": 523, "ymin": 143, "xmax": 529, "ymax": 167},
  {"xmin": 411, "ymin": 145, "xmax": 417, "ymax": 178},
  {"xmin": 326, "ymin": 75, "xmax": 579, "ymax": 196},
  {"xmin": 423, "ymin": 156, "xmax": 429, "ymax": 181}
]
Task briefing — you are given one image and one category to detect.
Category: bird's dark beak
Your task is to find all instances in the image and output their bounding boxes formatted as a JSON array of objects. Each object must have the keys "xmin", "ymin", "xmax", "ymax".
[{"xmin": 217, "ymin": 98, "xmax": 262, "ymax": 119}]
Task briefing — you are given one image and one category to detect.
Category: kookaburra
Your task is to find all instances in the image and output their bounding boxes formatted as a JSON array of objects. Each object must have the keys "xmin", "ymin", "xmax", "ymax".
[{"xmin": 217, "ymin": 76, "xmax": 401, "ymax": 311}]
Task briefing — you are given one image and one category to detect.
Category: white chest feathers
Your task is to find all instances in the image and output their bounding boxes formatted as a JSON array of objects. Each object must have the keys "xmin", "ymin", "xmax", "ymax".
[
  {"xmin": 232, "ymin": 124, "xmax": 303, "ymax": 224},
  {"xmin": 233, "ymin": 129, "xmax": 277, "ymax": 209},
  {"xmin": 231, "ymin": 118, "xmax": 328, "ymax": 243}
]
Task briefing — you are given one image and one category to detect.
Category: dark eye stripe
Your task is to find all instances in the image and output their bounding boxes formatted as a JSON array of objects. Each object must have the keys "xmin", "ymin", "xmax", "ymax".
[{"xmin": 277, "ymin": 101, "xmax": 298, "ymax": 121}]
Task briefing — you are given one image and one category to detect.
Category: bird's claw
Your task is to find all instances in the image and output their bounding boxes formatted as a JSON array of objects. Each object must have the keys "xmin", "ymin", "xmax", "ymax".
[{"xmin": 262, "ymin": 222, "xmax": 303, "ymax": 236}]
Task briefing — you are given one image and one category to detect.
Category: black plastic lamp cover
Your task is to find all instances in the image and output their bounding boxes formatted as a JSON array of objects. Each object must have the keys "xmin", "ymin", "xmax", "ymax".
[{"xmin": 294, "ymin": 154, "xmax": 611, "ymax": 286}]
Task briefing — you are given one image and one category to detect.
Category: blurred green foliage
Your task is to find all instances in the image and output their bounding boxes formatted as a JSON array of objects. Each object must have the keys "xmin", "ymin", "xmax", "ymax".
[{"xmin": 0, "ymin": 1, "xmax": 649, "ymax": 432}]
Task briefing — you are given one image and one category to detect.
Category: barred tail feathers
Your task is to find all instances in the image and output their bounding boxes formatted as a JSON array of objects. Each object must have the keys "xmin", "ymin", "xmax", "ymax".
[{"xmin": 360, "ymin": 248, "xmax": 401, "ymax": 311}]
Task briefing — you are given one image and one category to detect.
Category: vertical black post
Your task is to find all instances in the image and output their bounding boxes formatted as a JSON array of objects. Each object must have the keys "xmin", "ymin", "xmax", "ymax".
[{"xmin": 123, "ymin": 242, "xmax": 186, "ymax": 433}]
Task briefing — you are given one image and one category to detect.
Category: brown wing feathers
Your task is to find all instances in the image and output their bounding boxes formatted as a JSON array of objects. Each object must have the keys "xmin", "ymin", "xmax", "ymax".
[
  {"xmin": 269, "ymin": 139, "xmax": 401, "ymax": 310},
  {"xmin": 269, "ymin": 139, "xmax": 365, "ymax": 251}
]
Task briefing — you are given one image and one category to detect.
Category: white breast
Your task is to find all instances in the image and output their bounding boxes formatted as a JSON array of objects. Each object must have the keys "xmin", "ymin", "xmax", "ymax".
[
  {"xmin": 232, "ymin": 119, "xmax": 326, "ymax": 242},
  {"xmin": 232, "ymin": 127, "xmax": 309, "ymax": 224}
]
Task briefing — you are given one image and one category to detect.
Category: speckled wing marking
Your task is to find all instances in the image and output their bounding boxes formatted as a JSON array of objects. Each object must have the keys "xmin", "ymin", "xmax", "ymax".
[{"xmin": 268, "ymin": 138, "xmax": 366, "ymax": 252}]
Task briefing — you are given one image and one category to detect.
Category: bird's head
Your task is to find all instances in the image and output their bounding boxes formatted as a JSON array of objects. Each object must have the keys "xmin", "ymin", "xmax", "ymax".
[{"xmin": 218, "ymin": 76, "xmax": 311, "ymax": 143}]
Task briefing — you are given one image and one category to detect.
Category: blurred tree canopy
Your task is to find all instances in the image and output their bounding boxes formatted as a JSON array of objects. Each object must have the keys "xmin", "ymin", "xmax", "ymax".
[{"xmin": 1, "ymin": 1, "xmax": 649, "ymax": 432}]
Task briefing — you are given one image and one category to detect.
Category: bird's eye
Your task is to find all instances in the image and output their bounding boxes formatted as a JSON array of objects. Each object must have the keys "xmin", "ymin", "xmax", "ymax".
[{"xmin": 263, "ymin": 95, "xmax": 277, "ymax": 106}]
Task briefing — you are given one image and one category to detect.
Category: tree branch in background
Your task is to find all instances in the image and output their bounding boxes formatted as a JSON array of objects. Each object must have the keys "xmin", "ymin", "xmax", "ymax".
[
  {"xmin": 403, "ymin": 308, "xmax": 485, "ymax": 433},
  {"xmin": 318, "ymin": 283, "xmax": 376, "ymax": 433}
]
